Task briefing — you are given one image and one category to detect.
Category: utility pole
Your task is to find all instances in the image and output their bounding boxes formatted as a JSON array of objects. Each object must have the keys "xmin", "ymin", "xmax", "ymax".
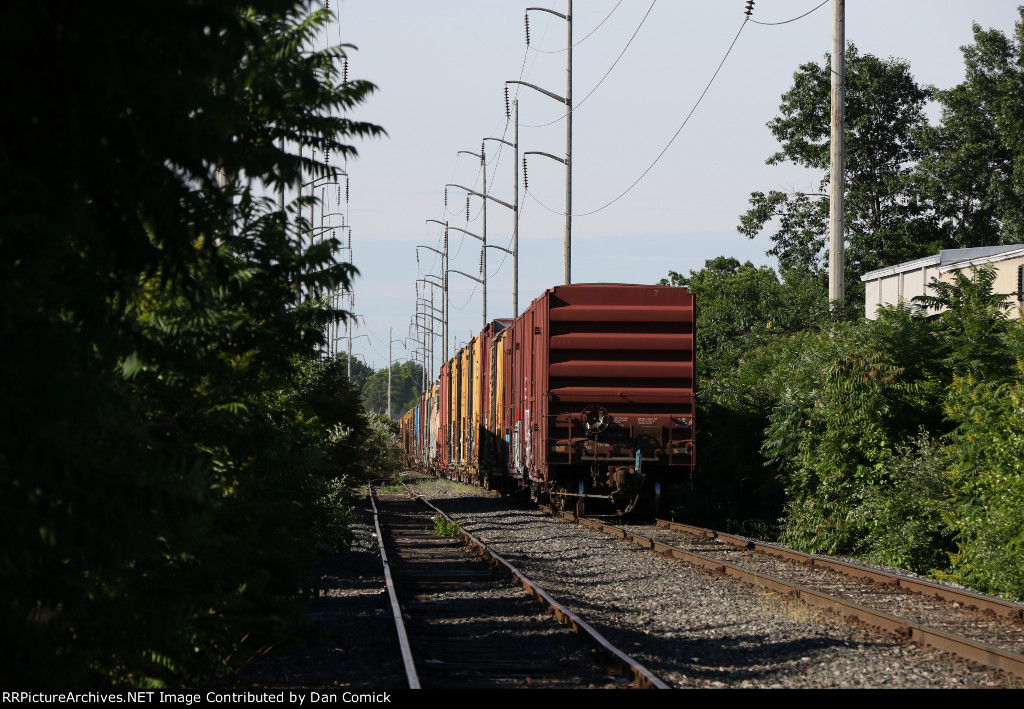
[
  {"xmin": 512, "ymin": 100, "xmax": 520, "ymax": 313},
  {"xmin": 457, "ymin": 147, "xmax": 488, "ymax": 329},
  {"xmin": 829, "ymin": 0, "xmax": 845, "ymax": 309},
  {"xmin": 417, "ymin": 276, "xmax": 442, "ymax": 376},
  {"xmin": 485, "ymin": 120, "xmax": 518, "ymax": 316},
  {"xmin": 420, "ymin": 223, "xmax": 449, "ymax": 363},
  {"xmin": 446, "ymin": 184, "xmax": 516, "ymax": 325},
  {"xmin": 513, "ymin": 100, "xmax": 519, "ymax": 314},
  {"xmin": 387, "ymin": 328, "xmax": 405, "ymax": 419},
  {"xmin": 387, "ymin": 327, "xmax": 393, "ymax": 418},
  {"xmin": 517, "ymin": 3, "xmax": 571, "ymax": 284},
  {"xmin": 564, "ymin": 0, "xmax": 572, "ymax": 286}
]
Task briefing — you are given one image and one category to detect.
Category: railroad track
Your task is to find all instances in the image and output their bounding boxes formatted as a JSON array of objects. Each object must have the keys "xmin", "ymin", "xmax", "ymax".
[
  {"xmin": 548, "ymin": 509, "xmax": 1024, "ymax": 680},
  {"xmin": 369, "ymin": 484, "xmax": 667, "ymax": 689}
]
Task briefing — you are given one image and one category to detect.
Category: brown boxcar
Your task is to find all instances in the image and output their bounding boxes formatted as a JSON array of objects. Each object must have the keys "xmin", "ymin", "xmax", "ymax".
[
  {"xmin": 499, "ymin": 283, "xmax": 694, "ymax": 514},
  {"xmin": 397, "ymin": 283, "xmax": 694, "ymax": 516}
]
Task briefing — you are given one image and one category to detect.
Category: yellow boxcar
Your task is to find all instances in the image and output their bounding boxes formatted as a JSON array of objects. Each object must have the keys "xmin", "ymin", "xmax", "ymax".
[
  {"xmin": 491, "ymin": 327, "xmax": 508, "ymax": 476},
  {"xmin": 470, "ymin": 335, "xmax": 483, "ymax": 478}
]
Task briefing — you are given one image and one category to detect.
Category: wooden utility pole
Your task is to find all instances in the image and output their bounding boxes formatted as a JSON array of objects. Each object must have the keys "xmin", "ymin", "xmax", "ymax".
[{"xmin": 828, "ymin": 0, "xmax": 845, "ymax": 308}]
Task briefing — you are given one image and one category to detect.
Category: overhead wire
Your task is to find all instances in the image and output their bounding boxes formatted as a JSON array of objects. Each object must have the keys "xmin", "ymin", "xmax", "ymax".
[
  {"xmin": 749, "ymin": 0, "xmax": 828, "ymax": 26},
  {"xmin": 526, "ymin": 16, "xmax": 749, "ymax": 218},
  {"xmin": 418, "ymin": 5, "xmax": 547, "ymax": 350},
  {"xmin": 528, "ymin": 0, "xmax": 624, "ymax": 53},
  {"xmin": 519, "ymin": 0, "xmax": 658, "ymax": 129}
]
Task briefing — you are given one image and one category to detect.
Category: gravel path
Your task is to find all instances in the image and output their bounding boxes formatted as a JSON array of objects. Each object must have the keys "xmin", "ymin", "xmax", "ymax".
[{"xmin": 412, "ymin": 478, "xmax": 1013, "ymax": 689}]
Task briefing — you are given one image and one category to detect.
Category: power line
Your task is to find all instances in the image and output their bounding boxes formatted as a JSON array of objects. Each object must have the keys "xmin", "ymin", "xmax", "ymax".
[
  {"xmin": 450, "ymin": 281, "xmax": 480, "ymax": 310},
  {"xmin": 519, "ymin": 0, "xmax": 658, "ymax": 129},
  {"xmin": 749, "ymin": 0, "xmax": 828, "ymax": 26},
  {"xmin": 526, "ymin": 17, "xmax": 749, "ymax": 218},
  {"xmin": 528, "ymin": 0, "xmax": 624, "ymax": 54}
]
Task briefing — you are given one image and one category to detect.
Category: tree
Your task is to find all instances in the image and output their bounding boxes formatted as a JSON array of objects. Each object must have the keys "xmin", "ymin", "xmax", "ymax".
[
  {"xmin": 942, "ymin": 368, "xmax": 1024, "ymax": 600},
  {"xmin": 738, "ymin": 45, "xmax": 938, "ymax": 285},
  {"xmin": 0, "ymin": 1, "xmax": 382, "ymax": 685},
  {"xmin": 915, "ymin": 8, "xmax": 1024, "ymax": 247},
  {"xmin": 658, "ymin": 258, "xmax": 826, "ymax": 534},
  {"xmin": 362, "ymin": 361, "xmax": 424, "ymax": 417},
  {"xmin": 914, "ymin": 265, "xmax": 1014, "ymax": 378},
  {"xmin": 337, "ymin": 353, "xmax": 377, "ymax": 390},
  {"xmin": 660, "ymin": 257, "xmax": 826, "ymax": 385}
]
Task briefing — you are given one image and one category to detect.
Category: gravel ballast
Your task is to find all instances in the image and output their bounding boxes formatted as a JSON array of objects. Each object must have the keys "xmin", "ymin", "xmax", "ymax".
[{"xmin": 412, "ymin": 478, "xmax": 1013, "ymax": 689}]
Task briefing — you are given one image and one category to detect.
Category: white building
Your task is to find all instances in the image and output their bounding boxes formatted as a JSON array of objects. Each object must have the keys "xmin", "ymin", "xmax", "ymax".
[{"xmin": 861, "ymin": 245, "xmax": 1024, "ymax": 320}]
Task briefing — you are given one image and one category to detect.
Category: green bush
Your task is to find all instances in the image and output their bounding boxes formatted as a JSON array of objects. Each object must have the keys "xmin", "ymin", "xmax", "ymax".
[
  {"xmin": 940, "ymin": 370, "xmax": 1024, "ymax": 599},
  {"xmin": 847, "ymin": 431, "xmax": 954, "ymax": 573}
]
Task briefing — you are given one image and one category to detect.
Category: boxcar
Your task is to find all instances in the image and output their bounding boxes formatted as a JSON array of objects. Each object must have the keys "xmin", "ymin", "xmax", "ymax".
[{"xmin": 399, "ymin": 283, "xmax": 695, "ymax": 516}]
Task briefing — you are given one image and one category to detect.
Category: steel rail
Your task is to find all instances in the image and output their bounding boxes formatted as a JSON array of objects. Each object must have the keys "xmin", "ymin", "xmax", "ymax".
[
  {"xmin": 414, "ymin": 490, "xmax": 669, "ymax": 689},
  {"xmin": 656, "ymin": 519, "xmax": 1024, "ymax": 620},
  {"xmin": 562, "ymin": 512, "xmax": 1024, "ymax": 679},
  {"xmin": 368, "ymin": 485, "xmax": 421, "ymax": 689}
]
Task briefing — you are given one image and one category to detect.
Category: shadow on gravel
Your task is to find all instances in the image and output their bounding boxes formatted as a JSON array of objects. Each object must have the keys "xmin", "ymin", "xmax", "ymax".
[
  {"xmin": 600, "ymin": 623, "xmax": 878, "ymax": 686},
  {"xmin": 241, "ymin": 504, "xmax": 407, "ymax": 690}
]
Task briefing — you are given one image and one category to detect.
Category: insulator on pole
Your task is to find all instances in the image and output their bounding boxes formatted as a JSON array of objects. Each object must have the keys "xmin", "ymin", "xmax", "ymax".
[
  {"xmin": 481, "ymin": 142, "xmax": 485, "ymax": 163},
  {"xmin": 744, "ymin": 0, "xmax": 754, "ymax": 16},
  {"xmin": 523, "ymin": 157, "xmax": 528, "ymax": 190},
  {"xmin": 343, "ymin": 59, "xmax": 349, "ymax": 83},
  {"xmin": 345, "ymin": 176, "xmax": 349, "ymax": 203},
  {"xmin": 525, "ymin": 14, "xmax": 530, "ymax": 46},
  {"xmin": 466, "ymin": 196, "xmax": 470, "ymax": 223},
  {"xmin": 337, "ymin": 185, "xmax": 341, "ymax": 204},
  {"xmin": 325, "ymin": 147, "xmax": 329, "ymax": 164},
  {"xmin": 444, "ymin": 187, "xmax": 448, "ymax": 208},
  {"xmin": 504, "ymin": 86, "xmax": 510, "ymax": 120}
]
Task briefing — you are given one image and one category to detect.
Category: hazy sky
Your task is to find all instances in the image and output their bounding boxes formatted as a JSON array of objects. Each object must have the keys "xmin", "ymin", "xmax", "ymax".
[{"xmin": 315, "ymin": 1, "xmax": 1022, "ymax": 372}]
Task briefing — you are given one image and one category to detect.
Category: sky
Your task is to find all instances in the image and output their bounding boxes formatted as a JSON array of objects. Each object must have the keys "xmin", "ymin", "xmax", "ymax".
[{"xmin": 310, "ymin": 0, "xmax": 1023, "ymax": 373}]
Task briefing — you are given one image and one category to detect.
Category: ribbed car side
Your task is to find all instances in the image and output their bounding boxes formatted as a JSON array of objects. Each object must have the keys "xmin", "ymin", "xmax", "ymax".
[{"xmin": 398, "ymin": 283, "xmax": 695, "ymax": 516}]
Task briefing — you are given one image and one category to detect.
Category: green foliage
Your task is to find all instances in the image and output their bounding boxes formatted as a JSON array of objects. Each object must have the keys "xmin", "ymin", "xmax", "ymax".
[
  {"xmin": 941, "ymin": 369, "xmax": 1024, "ymax": 599},
  {"xmin": 336, "ymin": 354, "xmax": 377, "ymax": 391},
  {"xmin": 431, "ymin": 516, "xmax": 461, "ymax": 539},
  {"xmin": 659, "ymin": 257, "xmax": 827, "ymax": 387},
  {"xmin": 673, "ymin": 9, "xmax": 1024, "ymax": 599},
  {"xmin": 360, "ymin": 413, "xmax": 402, "ymax": 477},
  {"xmin": 1, "ymin": 1, "xmax": 381, "ymax": 686},
  {"xmin": 846, "ymin": 432, "xmax": 954, "ymax": 573},
  {"xmin": 661, "ymin": 259, "xmax": 826, "ymax": 534},
  {"xmin": 361, "ymin": 361, "xmax": 423, "ymax": 416},
  {"xmin": 759, "ymin": 303, "xmax": 958, "ymax": 554},
  {"xmin": 914, "ymin": 265, "xmax": 1014, "ymax": 377},
  {"xmin": 915, "ymin": 8, "xmax": 1024, "ymax": 247},
  {"xmin": 738, "ymin": 45, "xmax": 939, "ymax": 282}
]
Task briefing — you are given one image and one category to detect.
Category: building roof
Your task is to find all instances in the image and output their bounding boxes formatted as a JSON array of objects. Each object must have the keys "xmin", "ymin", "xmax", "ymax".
[{"xmin": 861, "ymin": 245, "xmax": 1024, "ymax": 282}]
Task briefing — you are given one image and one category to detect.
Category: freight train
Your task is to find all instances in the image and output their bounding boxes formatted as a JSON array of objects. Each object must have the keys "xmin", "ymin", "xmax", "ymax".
[{"xmin": 398, "ymin": 283, "xmax": 695, "ymax": 516}]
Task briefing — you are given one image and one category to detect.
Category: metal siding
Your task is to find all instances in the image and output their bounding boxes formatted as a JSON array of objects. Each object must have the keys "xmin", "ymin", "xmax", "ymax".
[{"xmin": 516, "ymin": 283, "xmax": 696, "ymax": 483}]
